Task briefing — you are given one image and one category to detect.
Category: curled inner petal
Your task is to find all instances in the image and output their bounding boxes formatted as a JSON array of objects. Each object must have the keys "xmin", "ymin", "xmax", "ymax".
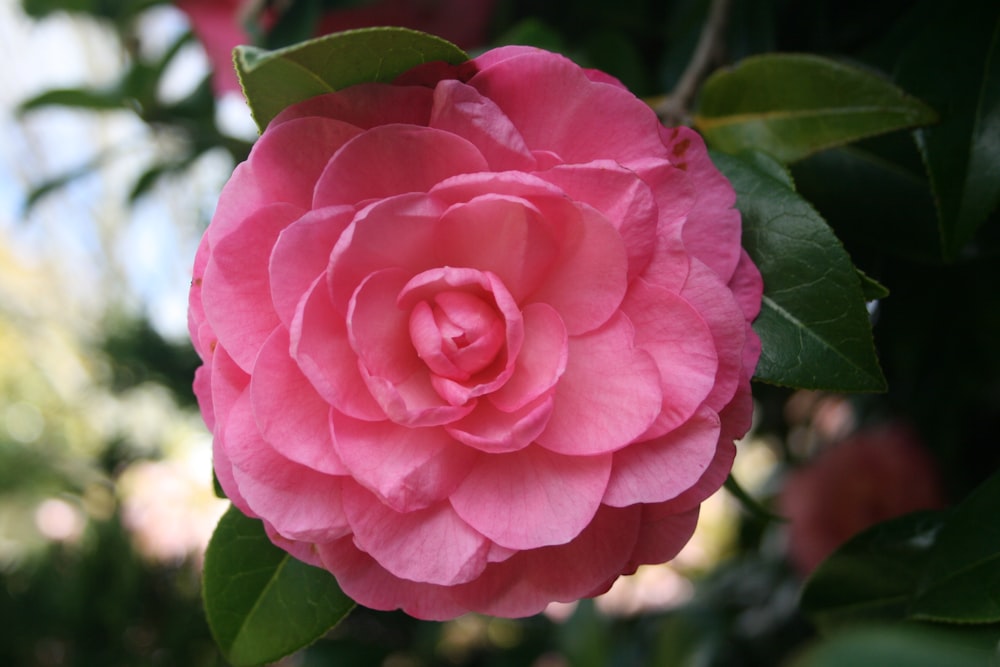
[{"xmin": 409, "ymin": 291, "xmax": 505, "ymax": 381}]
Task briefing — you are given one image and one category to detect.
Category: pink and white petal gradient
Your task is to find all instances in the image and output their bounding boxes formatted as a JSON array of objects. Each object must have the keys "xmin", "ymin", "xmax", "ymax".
[{"xmin": 191, "ymin": 46, "xmax": 762, "ymax": 619}]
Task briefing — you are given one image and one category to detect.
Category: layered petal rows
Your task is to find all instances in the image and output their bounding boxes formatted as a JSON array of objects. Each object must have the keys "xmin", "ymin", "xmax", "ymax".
[{"xmin": 189, "ymin": 46, "xmax": 762, "ymax": 619}]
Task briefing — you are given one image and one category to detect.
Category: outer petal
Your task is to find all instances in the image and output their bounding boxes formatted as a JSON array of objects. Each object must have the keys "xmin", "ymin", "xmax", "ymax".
[
  {"xmin": 342, "ymin": 484, "xmax": 490, "ymax": 586},
  {"xmin": 269, "ymin": 85, "xmax": 435, "ymax": 129},
  {"xmin": 251, "ymin": 328, "xmax": 348, "ymax": 476},
  {"xmin": 430, "ymin": 79, "xmax": 537, "ymax": 171},
  {"xmin": 537, "ymin": 312, "xmax": 661, "ymax": 455},
  {"xmin": 450, "ymin": 445, "xmax": 612, "ymax": 550},
  {"xmin": 603, "ymin": 406, "xmax": 722, "ymax": 507},
  {"xmin": 290, "ymin": 275, "xmax": 385, "ymax": 421},
  {"xmin": 248, "ymin": 117, "xmax": 362, "ymax": 209},
  {"xmin": 202, "ymin": 202, "xmax": 305, "ymax": 371},
  {"xmin": 269, "ymin": 205, "xmax": 355, "ymax": 329},
  {"xmin": 729, "ymin": 248, "xmax": 765, "ymax": 322},
  {"xmin": 621, "ymin": 279, "xmax": 718, "ymax": 439},
  {"xmin": 656, "ymin": 439, "xmax": 737, "ymax": 515},
  {"xmin": 223, "ymin": 391, "xmax": 350, "ymax": 543},
  {"xmin": 313, "ymin": 124, "xmax": 489, "ymax": 208},
  {"xmin": 316, "ymin": 537, "xmax": 468, "ymax": 620},
  {"xmin": 451, "ymin": 504, "xmax": 642, "ymax": 617},
  {"xmin": 469, "ymin": 48, "xmax": 668, "ymax": 165},
  {"xmin": 332, "ymin": 415, "xmax": 476, "ymax": 512},
  {"xmin": 625, "ymin": 505, "xmax": 700, "ymax": 572}
]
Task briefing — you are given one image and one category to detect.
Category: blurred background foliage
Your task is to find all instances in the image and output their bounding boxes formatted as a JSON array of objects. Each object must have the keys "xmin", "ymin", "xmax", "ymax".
[{"xmin": 1, "ymin": 0, "xmax": 997, "ymax": 665}]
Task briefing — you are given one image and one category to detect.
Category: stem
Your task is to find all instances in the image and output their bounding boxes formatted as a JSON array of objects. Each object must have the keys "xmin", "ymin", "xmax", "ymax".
[{"xmin": 656, "ymin": 0, "xmax": 732, "ymax": 124}]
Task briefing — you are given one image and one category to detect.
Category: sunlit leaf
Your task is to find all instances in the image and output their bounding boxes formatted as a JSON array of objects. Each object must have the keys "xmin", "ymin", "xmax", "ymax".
[
  {"xmin": 910, "ymin": 471, "xmax": 1000, "ymax": 624},
  {"xmin": 714, "ymin": 151, "xmax": 887, "ymax": 391},
  {"xmin": 235, "ymin": 27, "xmax": 468, "ymax": 131},
  {"xmin": 202, "ymin": 505, "xmax": 355, "ymax": 667},
  {"xmin": 892, "ymin": 1, "xmax": 1000, "ymax": 259},
  {"xmin": 800, "ymin": 511, "xmax": 945, "ymax": 631},
  {"xmin": 695, "ymin": 54, "xmax": 937, "ymax": 163}
]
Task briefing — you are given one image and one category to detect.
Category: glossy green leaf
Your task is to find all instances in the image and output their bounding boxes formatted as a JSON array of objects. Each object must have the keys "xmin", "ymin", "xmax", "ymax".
[
  {"xmin": 202, "ymin": 505, "xmax": 355, "ymax": 667},
  {"xmin": 800, "ymin": 511, "xmax": 945, "ymax": 631},
  {"xmin": 856, "ymin": 269, "xmax": 889, "ymax": 302},
  {"xmin": 792, "ymin": 625, "xmax": 998, "ymax": 667},
  {"xmin": 235, "ymin": 27, "xmax": 468, "ymax": 131},
  {"xmin": 910, "ymin": 471, "xmax": 1000, "ymax": 624},
  {"xmin": 695, "ymin": 54, "xmax": 937, "ymax": 163},
  {"xmin": 713, "ymin": 151, "xmax": 887, "ymax": 391},
  {"xmin": 892, "ymin": 2, "xmax": 1000, "ymax": 259}
]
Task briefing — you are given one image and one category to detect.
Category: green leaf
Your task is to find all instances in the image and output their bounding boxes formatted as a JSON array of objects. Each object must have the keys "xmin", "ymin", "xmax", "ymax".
[
  {"xmin": 695, "ymin": 54, "xmax": 937, "ymax": 163},
  {"xmin": 792, "ymin": 624, "xmax": 999, "ymax": 667},
  {"xmin": 713, "ymin": 151, "xmax": 887, "ymax": 391},
  {"xmin": 856, "ymin": 269, "xmax": 889, "ymax": 301},
  {"xmin": 235, "ymin": 27, "xmax": 468, "ymax": 131},
  {"xmin": 910, "ymin": 471, "xmax": 1000, "ymax": 624},
  {"xmin": 800, "ymin": 511, "xmax": 946, "ymax": 631},
  {"xmin": 892, "ymin": 2, "xmax": 1000, "ymax": 259},
  {"xmin": 202, "ymin": 505, "xmax": 355, "ymax": 666}
]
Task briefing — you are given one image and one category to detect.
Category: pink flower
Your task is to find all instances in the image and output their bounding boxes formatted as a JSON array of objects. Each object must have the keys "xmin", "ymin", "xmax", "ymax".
[
  {"xmin": 176, "ymin": 0, "xmax": 498, "ymax": 94},
  {"xmin": 779, "ymin": 423, "xmax": 946, "ymax": 576},
  {"xmin": 189, "ymin": 46, "xmax": 762, "ymax": 619}
]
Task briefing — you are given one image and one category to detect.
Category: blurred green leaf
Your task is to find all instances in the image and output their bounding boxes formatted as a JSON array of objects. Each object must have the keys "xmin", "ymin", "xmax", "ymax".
[
  {"xmin": 800, "ymin": 511, "xmax": 945, "ymax": 631},
  {"xmin": 235, "ymin": 27, "xmax": 468, "ymax": 131},
  {"xmin": 792, "ymin": 624, "xmax": 999, "ymax": 667},
  {"xmin": 203, "ymin": 505, "xmax": 355, "ymax": 667},
  {"xmin": 910, "ymin": 471, "xmax": 1000, "ymax": 624},
  {"xmin": 714, "ymin": 151, "xmax": 887, "ymax": 391},
  {"xmin": 695, "ymin": 54, "xmax": 937, "ymax": 162},
  {"xmin": 18, "ymin": 87, "xmax": 125, "ymax": 113},
  {"xmin": 892, "ymin": 1, "xmax": 1000, "ymax": 259}
]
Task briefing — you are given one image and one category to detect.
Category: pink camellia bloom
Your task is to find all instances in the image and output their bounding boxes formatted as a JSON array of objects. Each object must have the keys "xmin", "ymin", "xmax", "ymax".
[
  {"xmin": 176, "ymin": 0, "xmax": 498, "ymax": 94},
  {"xmin": 779, "ymin": 423, "xmax": 946, "ymax": 576},
  {"xmin": 189, "ymin": 46, "xmax": 762, "ymax": 619}
]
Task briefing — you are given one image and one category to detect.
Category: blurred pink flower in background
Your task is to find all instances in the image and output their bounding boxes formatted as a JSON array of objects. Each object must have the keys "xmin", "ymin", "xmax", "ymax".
[
  {"xmin": 779, "ymin": 422, "xmax": 946, "ymax": 575},
  {"xmin": 176, "ymin": 0, "xmax": 498, "ymax": 94}
]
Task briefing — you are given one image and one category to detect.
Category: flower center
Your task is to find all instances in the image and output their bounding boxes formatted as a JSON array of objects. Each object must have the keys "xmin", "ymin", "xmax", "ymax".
[{"xmin": 409, "ymin": 290, "xmax": 505, "ymax": 381}]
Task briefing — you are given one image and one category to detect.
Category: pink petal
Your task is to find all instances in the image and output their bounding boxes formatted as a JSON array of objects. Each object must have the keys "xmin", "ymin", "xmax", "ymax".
[
  {"xmin": 624, "ymin": 505, "xmax": 700, "ymax": 572},
  {"xmin": 446, "ymin": 394, "xmax": 554, "ymax": 453},
  {"xmin": 248, "ymin": 116, "xmax": 363, "ymax": 208},
  {"xmin": 223, "ymin": 391, "xmax": 350, "ymax": 543},
  {"xmin": 316, "ymin": 537, "xmax": 467, "ymax": 620},
  {"xmin": 621, "ymin": 279, "xmax": 718, "ymax": 439},
  {"xmin": 326, "ymin": 193, "xmax": 446, "ymax": 311},
  {"xmin": 270, "ymin": 85, "xmax": 434, "ymax": 129},
  {"xmin": 188, "ymin": 239, "xmax": 211, "ymax": 359},
  {"xmin": 313, "ymin": 125, "xmax": 489, "ymax": 208},
  {"xmin": 342, "ymin": 484, "xmax": 490, "ymax": 586},
  {"xmin": 540, "ymin": 161, "xmax": 658, "ymax": 280},
  {"xmin": 469, "ymin": 49, "xmax": 667, "ymax": 165},
  {"xmin": 660, "ymin": 126, "xmax": 741, "ymax": 284},
  {"xmin": 429, "ymin": 79, "xmax": 536, "ymax": 171},
  {"xmin": 202, "ymin": 202, "xmax": 304, "ymax": 372},
  {"xmin": 192, "ymin": 364, "xmax": 214, "ymax": 431},
  {"xmin": 451, "ymin": 504, "xmax": 642, "ymax": 617},
  {"xmin": 290, "ymin": 275, "xmax": 385, "ymax": 421},
  {"xmin": 432, "ymin": 194, "xmax": 560, "ymax": 303},
  {"xmin": 489, "ymin": 302, "xmax": 567, "ymax": 412},
  {"xmin": 729, "ymin": 248, "xmax": 764, "ymax": 322},
  {"xmin": 527, "ymin": 204, "xmax": 629, "ymax": 335},
  {"xmin": 208, "ymin": 345, "xmax": 249, "ymax": 435},
  {"xmin": 251, "ymin": 328, "xmax": 348, "ymax": 476},
  {"xmin": 332, "ymin": 415, "xmax": 476, "ymax": 512},
  {"xmin": 205, "ymin": 162, "xmax": 269, "ymax": 247},
  {"xmin": 269, "ymin": 205, "xmax": 355, "ymax": 329},
  {"xmin": 603, "ymin": 406, "xmax": 722, "ymax": 507},
  {"xmin": 680, "ymin": 259, "xmax": 747, "ymax": 412},
  {"xmin": 537, "ymin": 313, "xmax": 661, "ymax": 455},
  {"xmin": 657, "ymin": 440, "xmax": 737, "ymax": 515},
  {"xmin": 450, "ymin": 445, "xmax": 612, "ymax": 549}
]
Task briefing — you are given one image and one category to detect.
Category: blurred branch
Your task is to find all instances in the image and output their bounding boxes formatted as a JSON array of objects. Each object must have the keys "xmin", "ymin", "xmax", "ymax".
[{"xmin": 655, "ymin": 0, "xmax": 731, "ymax": 125}]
